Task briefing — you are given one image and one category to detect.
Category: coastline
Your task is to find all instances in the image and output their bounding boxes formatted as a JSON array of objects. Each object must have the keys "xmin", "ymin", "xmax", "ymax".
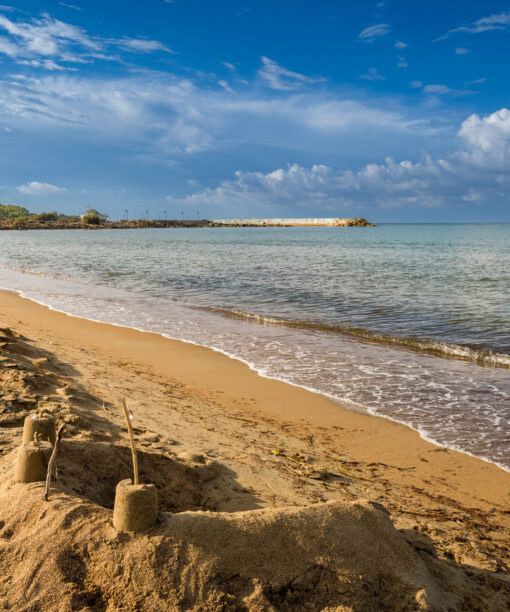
[
  {"xmin": 3, "ymin": 282, "xmax": 509, "ymax": 472},
  {"xmin": 1, "ymin": 289, "xmax": 508, "ymax": 501}
]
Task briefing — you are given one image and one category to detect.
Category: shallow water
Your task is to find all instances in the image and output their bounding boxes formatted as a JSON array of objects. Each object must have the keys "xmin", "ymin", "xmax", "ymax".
[{"xmin": 0, "ymin": 225, "xmax": 508, "ymax": 469}]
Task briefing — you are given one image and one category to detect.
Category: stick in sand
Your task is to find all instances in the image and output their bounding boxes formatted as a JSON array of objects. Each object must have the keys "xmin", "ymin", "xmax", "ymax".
[
  {"xmin": 122, "ymin": 399, "xmax": 139, "ymax": 485},
  {"xmin": 44, "ymin": 423, "xmax": 65, "ymax": 501}
]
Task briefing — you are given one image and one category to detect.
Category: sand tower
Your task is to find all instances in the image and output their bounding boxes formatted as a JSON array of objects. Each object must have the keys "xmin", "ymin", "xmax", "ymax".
[{"xmin": 112, "ymin": 401, "xmax": 158, "ymax": 532}]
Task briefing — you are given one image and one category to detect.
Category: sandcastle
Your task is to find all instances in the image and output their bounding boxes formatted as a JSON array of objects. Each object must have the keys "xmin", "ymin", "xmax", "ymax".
[
  {"xmin": 14, "ymin": 400, "xmax": 158, "ymax": 531},
  {"xmin": 14, "ymin": 440, "xmax": 53, "ymax": 483},
  {"xmin": 22, "ymin": 413, "xmax": 57, "ymax": 445},
  {"xmin": 113, "ymin": 479, "xmax": 158, "ymax": 532},
  {"xmin": 112, "ymin": 400, "xmax": 158, "ymax": 532}
]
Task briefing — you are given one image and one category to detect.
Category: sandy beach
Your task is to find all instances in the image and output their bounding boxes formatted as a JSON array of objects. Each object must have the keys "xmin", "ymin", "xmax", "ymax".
[{"xmin": 0, "ymin": 289, "xmax": 509, "ymax": 610}]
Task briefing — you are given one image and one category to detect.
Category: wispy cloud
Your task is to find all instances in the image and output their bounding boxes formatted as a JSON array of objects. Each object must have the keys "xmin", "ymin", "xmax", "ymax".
[
  {"xmin": 360, "ymin": 67, "xmax": 384, "ymax": 81},
  {"xmin": 0, "ymin": 12, "xmax": 172, "ymax": 68},
  {"xmin": 258, "ymin": 56, "xmax": 324, "ymax": 91},
  {"xmin": 0, "ymin": 34, "xmax": 17, "ymax": 55},
  {"xmin": 436, "ymin": 11, "xmax": 510, "ymax": 40},
  {"xmin": 17, "ymin": 58, "xmax": 73, "ymax": 70},
  {"xmin": 395, "ymin": 40, "xmax": 407, "ymax": 49},
  {"xmin": 397, "ymin": 55, "xmax": 408, "ymax": 68},
  {"xmin": 58, "ymin": 3, "xmax": 84, "ymax": 11},
  {"xmin": 358, "ymin": 23, "xmax": 391, "ymax": 41},
  {"xmin": 0, "ymin": 67, "xmax": 434, "ymax": 161},
  {"xmin": 222, "ymin": 61, "xmax": 235, "ymax": 71},
  {"xmin": 17, "ymin": 180, "xmax": 66, "ymax": 194},
  {"xmin": 455, "ymin": 47, "xmax": 469, "ymax": 54},
  {"xmin": 218, "ymin": 79, "xmax": 233, "ymax": 93},
  {"xmin": 0, "ymin": 13, "xmax": 100, "ymax": 57},
  {"xmin": 465, "ymin": 77, "xmax": 486, "ymax": 85},
  {"xmin": 114, "ymin": 37, "xmax": 174, "ymax": 54},
  {"xmin": 422, "ymin": 84, "xmax": 475, "ymax": 96}
]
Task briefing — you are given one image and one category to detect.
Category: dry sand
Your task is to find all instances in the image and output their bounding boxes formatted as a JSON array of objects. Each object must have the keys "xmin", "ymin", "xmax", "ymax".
[{"xmin": 0, "ymin": 289, "xmax": 508, "ymax": 611}]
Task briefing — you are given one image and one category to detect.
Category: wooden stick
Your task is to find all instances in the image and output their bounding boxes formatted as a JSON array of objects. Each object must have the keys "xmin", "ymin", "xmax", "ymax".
[
  {"xmin": 122, "ymin": 399, "xmax": 139, "ymax": 485},
  {"xmin": 45, "ymin": 423, "xmax": 65, "ymax": 501}
]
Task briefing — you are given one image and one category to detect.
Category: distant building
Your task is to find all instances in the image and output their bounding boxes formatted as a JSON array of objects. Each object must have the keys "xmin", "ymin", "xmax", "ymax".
[{"xmin": 80, "ymin": 208, "xmax": 109, "ymax": 222}]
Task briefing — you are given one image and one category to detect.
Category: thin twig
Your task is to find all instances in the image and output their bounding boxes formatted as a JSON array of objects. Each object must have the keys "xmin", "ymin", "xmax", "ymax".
[
  {"xmin": 45, "ymin": 423, "xmax": 65, "ymax": 501},
  {"xmin": 122, "ymin": 399, "xmax": 139, "ymax": 485}
]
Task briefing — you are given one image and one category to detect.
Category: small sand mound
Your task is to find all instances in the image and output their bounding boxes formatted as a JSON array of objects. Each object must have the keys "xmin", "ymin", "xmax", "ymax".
[{"xmin": 0, "ymin": 483, "xmax": 508, "ymax": 611}]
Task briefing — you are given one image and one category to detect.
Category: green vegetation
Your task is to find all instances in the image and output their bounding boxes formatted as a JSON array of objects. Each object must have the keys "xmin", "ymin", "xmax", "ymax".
[
  {"xmin": 81, "ymin": 212, "xmax": 100, "ymax": 225},
  {"xmin": 0, "ymin": 202, "xmax": 83, "ymax": 228},
  {"xmin": 0, "ymin": 204, "xmax": 30, "ymax": 220}
]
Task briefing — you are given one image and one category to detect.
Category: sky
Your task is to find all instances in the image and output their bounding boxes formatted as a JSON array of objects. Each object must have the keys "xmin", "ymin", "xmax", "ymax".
[{"xmin": 0, "ymin": 1, "xmax": 510, "ymax": 222}]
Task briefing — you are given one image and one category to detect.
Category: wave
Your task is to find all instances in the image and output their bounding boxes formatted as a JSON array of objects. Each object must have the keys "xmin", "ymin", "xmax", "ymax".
[{"xmin": 195, "ymin": 307, "xmax": 510, "ymax": 369}]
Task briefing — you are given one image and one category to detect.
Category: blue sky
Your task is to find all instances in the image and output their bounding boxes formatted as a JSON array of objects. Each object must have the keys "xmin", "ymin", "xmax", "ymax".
[{"xmin": 0, "ymin": 1, "xmax": 510, "ymax": 221}]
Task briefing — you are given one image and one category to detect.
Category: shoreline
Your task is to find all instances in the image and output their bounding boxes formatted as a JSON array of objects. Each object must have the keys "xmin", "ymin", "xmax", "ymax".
[
  {"xmin": 1, "ymin": 288, "xmax": 509, "ymax": 490},
  {"xmin": 2, "ymin": 286, "xmax": 508, "ymax": 473}
]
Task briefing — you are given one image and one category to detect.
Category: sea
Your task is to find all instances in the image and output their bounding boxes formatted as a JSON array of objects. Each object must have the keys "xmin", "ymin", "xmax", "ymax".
[{"xmin": 0, "ymin": 224, "xmax": 508, "ymax": 470}]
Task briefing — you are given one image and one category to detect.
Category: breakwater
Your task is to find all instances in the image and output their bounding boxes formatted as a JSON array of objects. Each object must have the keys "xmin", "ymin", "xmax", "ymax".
[{"xmin": 211, "ymin": 217, "xmax": 373, "ymax": 227}]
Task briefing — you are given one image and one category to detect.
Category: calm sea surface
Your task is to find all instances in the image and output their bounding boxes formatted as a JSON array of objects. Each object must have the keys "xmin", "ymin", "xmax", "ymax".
[{"xmin": 0, "ymin": 224, "xmax": 508, "ymax": 469}]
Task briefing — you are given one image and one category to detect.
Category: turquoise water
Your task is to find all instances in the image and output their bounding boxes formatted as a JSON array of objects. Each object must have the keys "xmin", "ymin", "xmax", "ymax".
[{"xmin": 0, "ymin": 224, "xmax": 508, "ymax": 468}]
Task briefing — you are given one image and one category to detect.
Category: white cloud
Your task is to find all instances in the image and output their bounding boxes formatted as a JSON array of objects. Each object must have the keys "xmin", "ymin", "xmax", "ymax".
[
  {"xmin": 455, "ymin": 47, "xmax": 469, "ymax": 54},
  {"xmin": 422, "ymin": 84, "xmax": 475, "ymax": 96},
  {"xmin": 258, "ymin": 56, "xmax": 324, "ymax": 91},
  {"xmin": 0, "ymin": 12, "xmax": 171, "ymax": 67},
  {"xmin": 17, "ymin": 181, "xmax": 66, "ymax": 194},
  {"xmin": 465, "ymin": 77, "xmax": 486, "ymax": 85},
  {"xmin": 0, "ymin": 70, "xmax": 433, "ymax": 159},
  {"xmin": 358, "ymin": 24, "xmax": 391, "ymax": 41},
  {"xmin": 218, "ymin": 79, "xmax": 233, "ymax": 93},
  {"xmin": 457, "ymin": 108, "xmax": 510, "ymax": 166},
  {"xmin": 397, "ymin": 55, "xmax": 408, "ymax": 68},
  {"xmin": 58, "ymin": 3, "xmax": 84, "ymax": 11},
  {"xmin": 114, "ymin": 37, "xmax": 174, "ymax": 54},
  {"xmin": 0, "ymin": 13, "xmax": 99, "ymax": 56},
  {"xmin": 222, "ymin": 61, "xmax": 235, "ymax": 71},
  {"xmin": 0, "ymin": 34, "xmax": 18, "ymax": 55},
  {"xmin": 437, "ymin": 11, "xmax": 510, "ymax": 40},
  {"xmin": 462, "ymin": 189, "xmax": 484, "ymax": 203},
  {"xmin": 167, "ymin": 108, "xmax": 510, "ymax": 212},
  {"xmin": 409, "ymin": 80, "xmax": 423, "ymax": 88},
  {"xmin": 395, "ymin": 40, "xmax": 407, "ymax": 49},
  {"xmin": 17, "ymin": 58, "xmax": 72, "ymax": 70},
  {"xmin": 360, "ymin": 67, "xmax": 384, "ymax": 80}
]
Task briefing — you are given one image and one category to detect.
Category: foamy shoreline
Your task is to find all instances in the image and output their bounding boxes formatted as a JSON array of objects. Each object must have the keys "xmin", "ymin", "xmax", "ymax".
[{"xmin": 1, "ymin": 283, "xmax": 509, "ymax": 473}]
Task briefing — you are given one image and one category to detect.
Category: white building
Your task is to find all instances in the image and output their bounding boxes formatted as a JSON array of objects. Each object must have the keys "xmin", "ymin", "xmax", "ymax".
[{"xmin": 80, "ymin": 208, "xmax": 109, "ymax": 222}]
